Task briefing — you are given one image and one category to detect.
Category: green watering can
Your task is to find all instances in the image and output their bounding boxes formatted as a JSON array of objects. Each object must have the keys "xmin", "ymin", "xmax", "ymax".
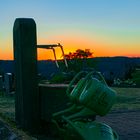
[{"xmin": 52, "ymin": 71, "xmax": 119, "ymax": 140}]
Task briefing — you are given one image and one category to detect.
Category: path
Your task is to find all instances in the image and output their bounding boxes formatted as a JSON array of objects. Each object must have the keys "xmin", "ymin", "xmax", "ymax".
[
  {"xmin": 0, "ymin": 110, "xmax": 140, "ymax": 140},
  {"xmin": 97, "ymin": 110, "xmax": 140, "ymax": 140}
]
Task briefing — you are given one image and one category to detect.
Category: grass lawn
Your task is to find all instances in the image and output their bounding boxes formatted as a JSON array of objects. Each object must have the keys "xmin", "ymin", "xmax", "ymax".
[
  {"xmin": 131, "ymin": 69, "xmax": 140, "ymax": 86},
  {"xmin": 112, "ymin": 87, "xmax": 140, "ymax": 111},
  {"xmin": 0, "ymin": 87, "xmax": 140, "ymax": 120}
]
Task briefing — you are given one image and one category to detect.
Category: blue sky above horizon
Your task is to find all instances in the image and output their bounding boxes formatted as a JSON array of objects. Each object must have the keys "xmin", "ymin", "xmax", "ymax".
[{"xmin": 0, "ymin": 0, "xmax": 140, "ymax": 59}]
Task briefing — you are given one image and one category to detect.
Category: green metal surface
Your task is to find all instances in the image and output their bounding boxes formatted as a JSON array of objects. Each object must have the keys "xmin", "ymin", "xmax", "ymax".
[
  {"xmin": 52, "ymin": 71, "xmax": 119, "ymax": 140},
  {"xmin": 67, "ymin": 71, "xmax": 117, "ymax": 116},
  {"xmin": 60, "ymin": 117, "xmax": 118, "ymax": 140},
  {"xmin": 79, "ymin": 77, "xmax": 116, "ymax": 116}
]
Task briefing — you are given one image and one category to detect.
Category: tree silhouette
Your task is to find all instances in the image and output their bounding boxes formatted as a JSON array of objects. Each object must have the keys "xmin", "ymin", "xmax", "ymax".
[{"xmin": 65, "ymin": 49, "xmax": 93, "ymax": 59}]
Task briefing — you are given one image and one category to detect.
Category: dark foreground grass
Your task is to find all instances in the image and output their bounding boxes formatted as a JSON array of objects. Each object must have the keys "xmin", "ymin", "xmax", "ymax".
[
  {"xmin": 0, "ymin": 88, "xmax": 140, "ymax": 139},
  {"xmin": 0, "ymin": 92, "xmax": 15, "ymax": 121},
  {"xmin": 0, "ymin": 92, "xmax": 36, "ymax": 140}
]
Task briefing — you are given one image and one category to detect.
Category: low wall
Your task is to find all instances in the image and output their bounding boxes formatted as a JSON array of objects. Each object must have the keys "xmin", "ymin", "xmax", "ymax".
[{"xmin": 39, "ymin": 84, "xmax": 69, "ymax": 122}]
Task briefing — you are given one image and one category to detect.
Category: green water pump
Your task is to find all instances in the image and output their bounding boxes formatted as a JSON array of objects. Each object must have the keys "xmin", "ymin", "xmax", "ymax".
[{"xmin": 52, "ymin": 71, "xmax": 119, "ymax": 140}]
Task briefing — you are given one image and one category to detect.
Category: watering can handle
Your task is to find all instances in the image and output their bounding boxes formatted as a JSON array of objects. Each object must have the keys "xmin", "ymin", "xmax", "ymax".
[
  {"xmin": 66, "ymin": 71, "xmax": 108, "ymax": 97},
  {"xmin": 66, "ymin": 71, "xmax": 87, "ymax": 96}
]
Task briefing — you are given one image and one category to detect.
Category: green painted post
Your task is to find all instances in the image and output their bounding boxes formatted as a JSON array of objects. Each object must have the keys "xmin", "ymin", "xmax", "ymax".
[{"xmin": 13, "ymin": 18, "xmax": 39, "ymax": 133}]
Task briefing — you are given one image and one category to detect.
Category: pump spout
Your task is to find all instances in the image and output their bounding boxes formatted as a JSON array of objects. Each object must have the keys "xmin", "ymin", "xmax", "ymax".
[
  {"xmin": 37, "ymin": 43, "xmax": 68, "ymax": 68},
  {"xmin": 58, "ymin": 43, "xmax": 68, "ymax": 68},
  {"xmin": 52, "ymin": 47, "xmax": 59, "ymax": 68}
]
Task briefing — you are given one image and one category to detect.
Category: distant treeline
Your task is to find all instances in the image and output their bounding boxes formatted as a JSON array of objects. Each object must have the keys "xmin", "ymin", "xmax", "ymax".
[{"xmin": 0, "ymin": 57, "xmax": 140, "ymax": 81}]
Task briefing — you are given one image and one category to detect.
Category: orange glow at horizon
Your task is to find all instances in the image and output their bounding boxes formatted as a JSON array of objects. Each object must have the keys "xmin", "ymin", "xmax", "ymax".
[
  {"xmin": 0, "ymin": 35, "xmax": 140, "ymax": 60},
  {"xmin": 1, "ymin": 46, "xmax": 140, "ymax": 61},
  {"xmin": 37, "ymin": 35, "xmax": 140, "ymax": 60},
  {"xmin": 37, "ymin": 36, "xmax": 94, "ymax": 60},
  {"xmin": 0, "ymin": 51, "xmax": 13, "ymax": 60},
  {"xmin": 37, "ymin": 44, "xmax": 140, "ymax": 60}
]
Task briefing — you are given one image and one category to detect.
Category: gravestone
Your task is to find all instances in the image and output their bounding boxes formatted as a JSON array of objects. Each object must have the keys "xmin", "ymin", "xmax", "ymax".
[
  {"xmin": 4, "ymin": 73, "xmax": 12, "ymax": 94},
  {"xmin": 0, "ymin": 75, "xmax": 3, "ymax": 91}
]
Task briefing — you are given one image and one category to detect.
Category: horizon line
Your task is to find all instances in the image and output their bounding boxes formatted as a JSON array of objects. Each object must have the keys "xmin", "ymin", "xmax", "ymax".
[{"xmin": 0, "ymin": 56, "xmax": 140, "ymax": 61}]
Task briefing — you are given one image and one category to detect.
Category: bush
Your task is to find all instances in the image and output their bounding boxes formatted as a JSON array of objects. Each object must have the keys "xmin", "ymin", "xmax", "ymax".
[
  {"xmin": 50, "ymin": 72, "xmax": 75, "ymax": 84},
  {"xmin": 131, "ymin": 69, "xmax": 140, "ymax": 87}
]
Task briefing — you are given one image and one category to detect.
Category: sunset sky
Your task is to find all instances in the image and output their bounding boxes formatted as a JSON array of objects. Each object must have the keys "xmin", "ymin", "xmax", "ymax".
[{"xmin": 0, "ymin": 0, "xmax": 140, "ymax": 60}]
